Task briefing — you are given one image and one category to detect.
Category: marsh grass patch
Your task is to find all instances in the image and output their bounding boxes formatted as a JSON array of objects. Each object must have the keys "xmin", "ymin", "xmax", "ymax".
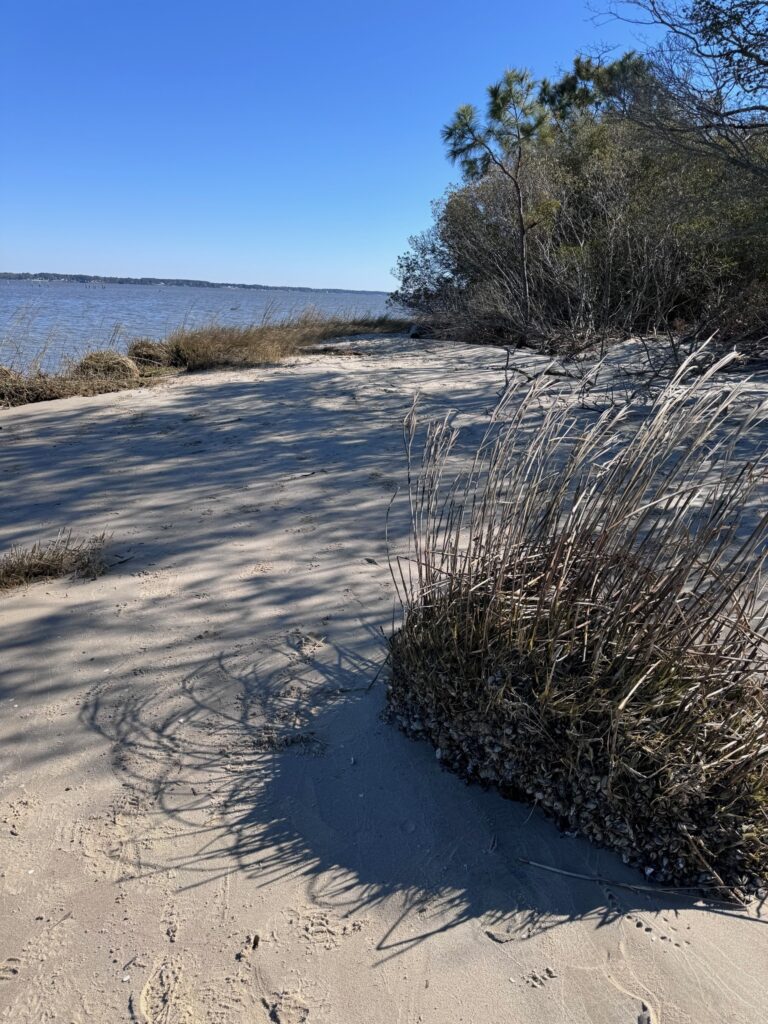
[
  {"xmin": 1, "ymin": 314, "xmax": 409, "ymax": 407},
  {"xmin": 159, "ymin": 312, "xmax": 410, "ymax": 371}
]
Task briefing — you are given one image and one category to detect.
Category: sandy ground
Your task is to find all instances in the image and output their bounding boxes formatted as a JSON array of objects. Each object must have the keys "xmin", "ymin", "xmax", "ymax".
[{"xmin": 1, "ymin": 336, "xmax": 766, "ymax": 1024}]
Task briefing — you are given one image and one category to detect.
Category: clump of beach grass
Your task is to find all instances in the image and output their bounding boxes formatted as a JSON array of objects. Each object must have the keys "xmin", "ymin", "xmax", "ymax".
[
  {"xmin": 0, "ymin": 531, "xmax": 108, "ymax": 592},
  {"xmin": 72, "ymin": 350, "xmax": 141, "ymax": 383},
  {"xmin": 0, "ymin": 365, "xmax": 121, "ymax": 407},
  {"xmin": 388, "ymin": 353, "xmax": 768, "ymax": 900},
  {"xmin": 126, "ymin": 337, "xmax": 174, "ymax": 368},
  {"xmin": 1, "ymin": 348, "xmax": 147, "ymax": 408}
]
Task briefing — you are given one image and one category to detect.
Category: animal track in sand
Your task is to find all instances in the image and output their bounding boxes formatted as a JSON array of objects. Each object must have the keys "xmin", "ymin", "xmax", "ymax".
[
  {"xmin": 287, "ymin": 907, "xmax": 365, "ymax": 952},
  {"xmin": 238, "ymin": 561, "xmax": 275, "ymax": 579},
  {"xmin": 0, "ymin": 911, "xmax": 79, "ymax": 1017},
  {"xmin": 0, "ymin": 957, "xmax": 21, "ymax": 982},
  {"xmin": 600, "ymin": 885, "xmax": 684, "ymax": 948},
  {"xmin": 367, "ymin": 470, "xmax": 398, "ymax": 491},
  {"xmin": 524, "ymin": 966, "xmax": 558, "ymax": 988},
  {"xmin": 1, "ymin": 794, "xmax": 36, "ymax": 837},
  {"xmin": 163, "ymin": 902, "xmax": 179, "ymax": 944},
  {"xmin": 137, "ymin": 568, "xmax": 182, "ymax": 599},
  {"xmin": 292, "ymin": 630, "xmax": 327, "ymax": 660},
  {"xmin": 625, "ymin": 910, "xmax": 683, "ymax": 948}
]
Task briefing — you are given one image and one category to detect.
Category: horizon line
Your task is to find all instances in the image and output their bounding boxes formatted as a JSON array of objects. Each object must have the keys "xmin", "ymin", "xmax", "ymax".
[{"xmin": 0, "ymin": 270, "xmax": 392, "ymax": 295}]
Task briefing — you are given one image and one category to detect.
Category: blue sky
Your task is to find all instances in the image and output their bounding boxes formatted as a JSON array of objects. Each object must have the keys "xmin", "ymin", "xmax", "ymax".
[{"xmin": 0, "ymin": 1, "xmax": 650, "ymax": 291}]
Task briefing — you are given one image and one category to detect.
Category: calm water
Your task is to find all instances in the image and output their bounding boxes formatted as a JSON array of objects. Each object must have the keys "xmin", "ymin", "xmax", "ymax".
[{"xmin": 0, "ymin": 279, "xmax": 397, "ymax": 370}]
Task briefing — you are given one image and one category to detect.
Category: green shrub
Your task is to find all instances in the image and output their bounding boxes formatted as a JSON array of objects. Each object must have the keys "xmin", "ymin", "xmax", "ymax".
[{"xmin": 394, "ymin": 60, "xmax": 768, "ymax": 351}]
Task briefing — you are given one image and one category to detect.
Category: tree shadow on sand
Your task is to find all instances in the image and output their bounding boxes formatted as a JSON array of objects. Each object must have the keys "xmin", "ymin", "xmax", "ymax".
[{"xmin": 81, "ymin": 637, "xmax": 765, "ymax": 963}]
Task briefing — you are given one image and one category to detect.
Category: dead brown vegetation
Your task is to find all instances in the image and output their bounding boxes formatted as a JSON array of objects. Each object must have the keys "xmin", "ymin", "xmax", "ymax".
[
  {"xmin": 148, "ymin": 313, "xmax": 410, "ymax": 371},
  {"xmin": 0, "ymin": 366, "xmax": 131, "ymax": 407},
  {"xmin": 0, "ymin": 531, "xmax": 108, "ymax": 592},
  {"xmin": 389, "ymin": 353, "xmax": 768, "ymax": 900},
  {"xmin": 72, "ymin": 350, "xmax": 141, "ymax": 382}
]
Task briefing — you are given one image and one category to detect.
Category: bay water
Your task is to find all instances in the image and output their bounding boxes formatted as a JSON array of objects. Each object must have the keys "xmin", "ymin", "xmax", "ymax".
[{"xmin": 0, "ymin": 279, "xmax": 397, "ymax": 370}]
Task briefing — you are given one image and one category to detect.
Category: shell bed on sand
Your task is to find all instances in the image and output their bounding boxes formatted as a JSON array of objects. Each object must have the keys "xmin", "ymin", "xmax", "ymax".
[{"xmin": 0, "ymin": 335, "xmax": 766, "ymax": 1024}]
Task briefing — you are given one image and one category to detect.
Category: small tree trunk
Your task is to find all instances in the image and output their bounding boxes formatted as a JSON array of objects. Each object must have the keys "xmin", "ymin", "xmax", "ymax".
[
  {"xmin": 512, "ymin": 149, "xmax": 531, "ymax": 338},
  {"xmin": 485, "ymin": 141, "xmax": 532, "ymax": 339}
]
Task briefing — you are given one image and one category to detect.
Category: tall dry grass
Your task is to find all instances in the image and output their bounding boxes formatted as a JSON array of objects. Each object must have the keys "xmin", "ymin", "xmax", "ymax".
[
  {"xmin": 129, "ymin": 311, "xmax": 410, "ymax": 371},
  {"xmin": 389, "ymin": 352, "xmax": 768, "ymax": 899},
  {"xmin": 0, "ymin": 531, "xmax": 107, "ymax": 592},
  {"xmin": 0, "ymin": 357, "xmax": 142, "ymax": 408}
]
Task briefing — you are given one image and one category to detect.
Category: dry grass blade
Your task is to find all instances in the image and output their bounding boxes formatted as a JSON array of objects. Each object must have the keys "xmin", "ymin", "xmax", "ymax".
[
  {"xmin": 389, "ymin": 356, "xmax": 768, "ymax": 900},
  {"xmin": 0, "ymin": 531, "xmax": 108, "ymax": 592}
]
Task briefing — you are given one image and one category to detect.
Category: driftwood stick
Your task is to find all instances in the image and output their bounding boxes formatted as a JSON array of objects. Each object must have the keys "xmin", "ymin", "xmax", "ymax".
[{"xmin": 518, "ymin": 858, "xmax": 750, "ymax": 907}]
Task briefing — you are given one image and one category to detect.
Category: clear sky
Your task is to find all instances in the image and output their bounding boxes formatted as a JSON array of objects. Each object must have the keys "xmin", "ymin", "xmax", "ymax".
[{"xmin": 0, "ymin": 1, "xmax": 649, "ymax": 291}]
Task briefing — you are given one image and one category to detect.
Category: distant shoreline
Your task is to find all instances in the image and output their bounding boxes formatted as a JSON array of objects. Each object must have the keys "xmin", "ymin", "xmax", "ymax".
[{"xmin": 0, "ymin": 272, "xmax": 389, "ymax": 295}]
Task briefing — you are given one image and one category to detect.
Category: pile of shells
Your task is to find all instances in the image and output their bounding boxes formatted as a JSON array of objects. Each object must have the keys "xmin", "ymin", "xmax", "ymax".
[{"xmin": 387, "ymin": 635, "xmax": 768, "ymax": 902}]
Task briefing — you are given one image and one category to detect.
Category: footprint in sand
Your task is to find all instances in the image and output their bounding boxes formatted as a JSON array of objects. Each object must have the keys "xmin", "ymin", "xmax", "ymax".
[
  {"xmin": 133, "ymin": 956, "xmax": 189, "ymax": 1024},
  {"xmin": 261, "ymin": 991, "xmax": 310, "ymax": 1024}
]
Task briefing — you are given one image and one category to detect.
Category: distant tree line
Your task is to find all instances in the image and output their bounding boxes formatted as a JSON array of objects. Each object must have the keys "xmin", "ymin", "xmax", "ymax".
[
  {"xmin": 392, "ymin": 0, "xmax": 767, "ymax": 351},
  {"xmin": 0, "ymin": 272, "xmax": 382, "ymax": 295}
]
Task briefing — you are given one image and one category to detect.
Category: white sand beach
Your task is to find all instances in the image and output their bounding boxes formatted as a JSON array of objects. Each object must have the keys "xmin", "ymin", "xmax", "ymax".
[{"xmin": 1, "ymin": 336, "xmax": 766, "ymax": 1024}]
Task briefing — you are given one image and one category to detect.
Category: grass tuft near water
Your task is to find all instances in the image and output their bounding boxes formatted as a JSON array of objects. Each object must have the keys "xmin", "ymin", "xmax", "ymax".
[{"xmin": 0, "ymin": 312, "xmax": 411, "ymax": 408}]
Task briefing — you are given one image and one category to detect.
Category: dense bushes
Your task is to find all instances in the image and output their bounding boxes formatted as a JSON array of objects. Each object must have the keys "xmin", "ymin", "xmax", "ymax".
[{"xmin": 392, "ymin": 58, "xmax": 768, "ymax": 351}]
